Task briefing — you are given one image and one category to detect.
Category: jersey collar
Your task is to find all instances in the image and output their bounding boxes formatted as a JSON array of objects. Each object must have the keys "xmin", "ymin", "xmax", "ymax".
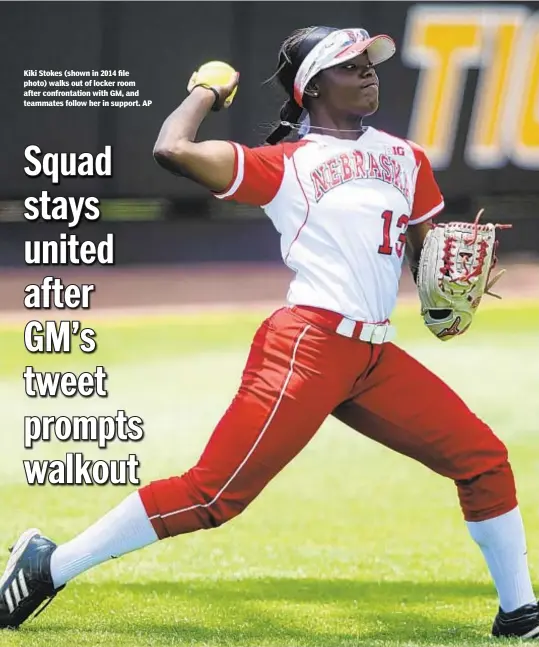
[{"xmin": 302, "ymin": 126, "xmax": 374, "ymax": 145}]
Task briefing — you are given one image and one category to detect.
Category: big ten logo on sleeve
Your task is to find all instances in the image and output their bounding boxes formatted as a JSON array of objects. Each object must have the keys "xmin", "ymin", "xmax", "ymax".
[{"xmin": 402, "ymin": 5, "xmax": 539, "ymax": 170}]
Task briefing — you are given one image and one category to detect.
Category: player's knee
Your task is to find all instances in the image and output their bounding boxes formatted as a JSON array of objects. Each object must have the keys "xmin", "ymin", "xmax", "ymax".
[
  {"xmin": 188, "ymin": 472, "xmax": 254, "ymax": 529},
  {"xmin": 204, "ymin": 495, "xmax": 250, "ymax": 528},
  {"xmin": 455, "ymin": 459, "xmax": 517, "ymax": 522},
  {"xmin": 441, "ymin": 426, "xmax": 516, "ymax": 522},
  {"xmin": 444, "ymin": 422, "xmax": 508, "ymax": 480}
]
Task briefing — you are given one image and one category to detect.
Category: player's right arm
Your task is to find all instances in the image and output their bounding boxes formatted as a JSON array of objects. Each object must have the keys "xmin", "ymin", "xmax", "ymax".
[
  {"xmin": 153, "ymin": 81, "xmax": 238, "ymax": 193},
  {"xmin": 154, "ymin": 80, "xmax": 288, "ymax": 207}
]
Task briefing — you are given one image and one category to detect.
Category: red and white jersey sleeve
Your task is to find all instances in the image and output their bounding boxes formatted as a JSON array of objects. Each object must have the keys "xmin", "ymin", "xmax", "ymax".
[
  {"xmin": 213, "ymin": 142, "xmax": 287, "ymax": 207},
  {"xmin": 408, "ymin": 142, "xmax": 444, "ymax": 225}
]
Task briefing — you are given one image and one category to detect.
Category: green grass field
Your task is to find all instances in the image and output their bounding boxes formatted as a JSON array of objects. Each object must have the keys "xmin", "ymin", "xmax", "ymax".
[{"xmin": 0, "ymin": 301, "xmax": 538, "ymax": 646}]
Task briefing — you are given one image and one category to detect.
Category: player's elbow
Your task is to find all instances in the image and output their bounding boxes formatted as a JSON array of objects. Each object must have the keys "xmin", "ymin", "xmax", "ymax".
[
  {"xmin": 153, "ymin": 140, "xmax": 190, "ymax": 175},
  {"xmin": 153, "ymin": 138, "xmax": 186, "ymax": 162}
]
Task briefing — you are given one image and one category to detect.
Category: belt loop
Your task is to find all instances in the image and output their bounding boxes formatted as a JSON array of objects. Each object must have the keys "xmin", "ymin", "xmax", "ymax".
[
  {"xmin": 371, "ymin": 325, "xmax": 387, "ymax": 344},
  {"xmin": 335, "ymin": 317, "xmax": 355, "ymax": 338}
]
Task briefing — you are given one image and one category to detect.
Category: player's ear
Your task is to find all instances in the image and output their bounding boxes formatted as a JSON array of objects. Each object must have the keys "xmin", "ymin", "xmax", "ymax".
[{"xmin": 304, "ymin": 81, "xmax": 320, "ymax": 99}]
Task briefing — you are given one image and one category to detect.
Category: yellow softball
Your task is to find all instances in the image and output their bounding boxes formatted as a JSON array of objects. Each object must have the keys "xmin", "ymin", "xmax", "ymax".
[{"xmin": 188, "ymin": 61, "xmax": 238, "ymax": 108}]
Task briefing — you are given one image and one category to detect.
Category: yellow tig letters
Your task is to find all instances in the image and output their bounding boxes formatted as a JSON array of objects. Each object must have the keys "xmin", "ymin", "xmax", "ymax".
[{"xmin": 403, "ymin": 5, "xmax": 539, "ymax": 170}]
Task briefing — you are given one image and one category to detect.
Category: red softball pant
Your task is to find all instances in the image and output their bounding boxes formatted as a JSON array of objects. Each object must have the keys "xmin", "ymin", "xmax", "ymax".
[{"xmin": 140, "ymin": 305, "xmax": 516, "ymax": 538}]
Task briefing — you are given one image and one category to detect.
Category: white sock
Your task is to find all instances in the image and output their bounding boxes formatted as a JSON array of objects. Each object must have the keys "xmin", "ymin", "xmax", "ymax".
[
  {"xmin": 50, "ymin": 491, "xmax": 158, "ymax": 589},
  {"xmin": 467, "ymin": 506, "xmax": 536, "ymax": 612}
]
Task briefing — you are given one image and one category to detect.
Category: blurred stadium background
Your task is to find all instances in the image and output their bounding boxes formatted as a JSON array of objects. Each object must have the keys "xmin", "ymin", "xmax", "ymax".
[{"xmin": 0, "ymin": 2, "xmax": 538, "ymax": 646}]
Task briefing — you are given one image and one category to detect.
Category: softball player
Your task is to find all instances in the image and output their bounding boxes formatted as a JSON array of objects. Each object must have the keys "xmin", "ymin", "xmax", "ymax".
[{"xmin": 1, "ymin": 26, "xmax": 536, "ymax": 639}]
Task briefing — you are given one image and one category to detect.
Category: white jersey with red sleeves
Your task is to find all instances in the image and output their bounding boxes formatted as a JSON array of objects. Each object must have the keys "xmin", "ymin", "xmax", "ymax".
[{"xmin": 215, "ymin": 126, "xmax": 444, "ymax": 323}]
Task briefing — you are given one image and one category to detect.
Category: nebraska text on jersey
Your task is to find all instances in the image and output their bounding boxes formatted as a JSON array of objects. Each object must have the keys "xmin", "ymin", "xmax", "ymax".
[
  {"xmin": 214, "ymin": 127, "xmax": 444, "ymax": 323},
  {"xmin": 310, "ymin": 150, "xmax": 412, "ymax": 205}
]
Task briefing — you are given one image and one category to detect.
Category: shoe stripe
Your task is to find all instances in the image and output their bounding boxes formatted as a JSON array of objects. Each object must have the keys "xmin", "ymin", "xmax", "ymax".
[
  {"xmin": 522, "ymin": 624, "xmax": 539, "ymax": 640},
  {"xmin": 0, "ymin": 528, "xmax": 40, "ymax": 590},
  {"xmin": 11, "ymin": 578, "xmax": 21, "ymax": 605},
  {"xmin": 18, "ymin": 570, "xmax": 29, "ymax": 598},
  {"xmin": 5, "ymin": 588, "xmax": 14, "ymax": 614}
]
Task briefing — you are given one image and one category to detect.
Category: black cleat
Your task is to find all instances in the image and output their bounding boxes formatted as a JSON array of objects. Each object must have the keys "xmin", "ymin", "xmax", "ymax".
[
  {"xmin": 0, "ymin": 528, "xmax": 63, "ymax": 629},
  {"xmin": 492, "ymin": 601, "xmax": 539, "ymax": 640}
]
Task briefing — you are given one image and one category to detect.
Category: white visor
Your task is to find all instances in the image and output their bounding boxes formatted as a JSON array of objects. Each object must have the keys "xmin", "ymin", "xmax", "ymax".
[{"xmin": 293, "ymin": 28, "xmax": 396, "ymax": 107}]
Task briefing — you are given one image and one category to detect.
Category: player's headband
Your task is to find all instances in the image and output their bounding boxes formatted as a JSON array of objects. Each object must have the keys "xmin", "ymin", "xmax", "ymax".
[{"xmin": 293, "ymin": 28, "xmax": 396, "ymax": 107}]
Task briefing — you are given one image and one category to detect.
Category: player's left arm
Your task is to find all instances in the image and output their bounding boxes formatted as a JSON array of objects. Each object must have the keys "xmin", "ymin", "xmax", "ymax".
[
  {"xmin": 405, "ymin": 143, "xmax": 444, "ymax": 281},
  {"xmin": 405, "ymin": 220, "xmax": 433, "ymax": 282}
]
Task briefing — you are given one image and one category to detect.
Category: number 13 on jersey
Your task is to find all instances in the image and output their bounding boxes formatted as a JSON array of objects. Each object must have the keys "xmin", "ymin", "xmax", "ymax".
[{"xmin": 378, "ymin": 210, "xmax": 410, "ymax": 258}]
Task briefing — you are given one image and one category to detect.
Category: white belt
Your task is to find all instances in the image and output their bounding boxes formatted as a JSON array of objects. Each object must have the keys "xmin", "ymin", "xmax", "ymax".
[{"xmin": 335, "ymin": 317, "xmax": 396, "ymax": 344}]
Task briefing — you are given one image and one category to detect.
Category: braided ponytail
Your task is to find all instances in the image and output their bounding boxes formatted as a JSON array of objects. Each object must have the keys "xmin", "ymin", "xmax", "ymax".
[{"xmin": 266, "ymin": 97, "xmax": 303, "ymax": 145}]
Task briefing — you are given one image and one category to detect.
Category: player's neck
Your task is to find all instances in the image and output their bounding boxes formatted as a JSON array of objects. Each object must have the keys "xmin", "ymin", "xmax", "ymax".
[{"xmin": 307, "ymin": 108, "xmax": 365, "ymax": 140}]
